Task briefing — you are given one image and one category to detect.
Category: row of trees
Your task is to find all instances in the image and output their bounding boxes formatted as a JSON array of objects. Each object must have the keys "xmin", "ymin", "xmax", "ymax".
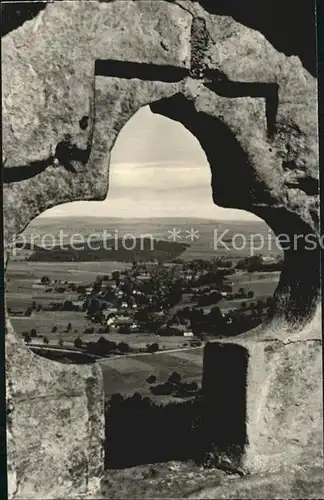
[
  {"xmin": 72, "ymin": 337, "xmax": 160, "ymax": 356},
  {"xmin": 236, "ymin": 255, "xmax": 283, "ymax": 272},
  {"xmin": 41, "ymin": 275, "xmax": 89, "ymax": 294},
  {"xmin": 148, "ymin": 371, "xmax": 199, "ymax": 397},
  {"xmin": 23, "ymin": 331, "xmax": 64, "ymax": 347}
]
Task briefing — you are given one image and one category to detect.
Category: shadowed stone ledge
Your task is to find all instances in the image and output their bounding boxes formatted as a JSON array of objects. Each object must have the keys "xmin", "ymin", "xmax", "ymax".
[{"xmin": 202, "ymin": 312, "xmax": 323, "ymax": 475}]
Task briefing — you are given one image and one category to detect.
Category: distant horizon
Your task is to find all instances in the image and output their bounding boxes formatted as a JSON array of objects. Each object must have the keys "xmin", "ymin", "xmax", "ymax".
[
  {"xmin": 36, "ymin": 214, "xmax": 263, "ymax": 223},
  {"xmin": 40, "ymin": 106, "xmax": 259, "ymax": 221}
]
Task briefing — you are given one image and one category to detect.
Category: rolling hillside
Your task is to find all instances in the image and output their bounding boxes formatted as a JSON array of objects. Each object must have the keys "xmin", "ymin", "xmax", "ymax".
[
  {"xmin": 27, "ymin": 238, "xmax": 189, "ymax": 262},
  {"xmin": 20, "ymin": 216, "xmax": 282, "ymax": 261},
  {"xmin": 99, "ymin": 348, "xmax": 204, "ymax": 402}
]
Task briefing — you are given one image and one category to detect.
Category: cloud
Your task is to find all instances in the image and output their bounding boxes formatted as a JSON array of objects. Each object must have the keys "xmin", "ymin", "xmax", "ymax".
[
  {"xmin": 110, "ymin": 106, "xmax": 208, "ymax": 166},
  {"xmin": 108, "ymin": 162, "xmax": 211, "ymax": 191},
  {"xmin": 41, "ymin": 106, "xmax": 258, "ymax": 221}
]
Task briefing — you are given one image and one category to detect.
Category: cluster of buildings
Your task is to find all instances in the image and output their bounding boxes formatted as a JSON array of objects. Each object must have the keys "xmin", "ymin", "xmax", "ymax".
[{"xmin": 81, "ymin": 259, "xmax": 235, "ymax": 336}]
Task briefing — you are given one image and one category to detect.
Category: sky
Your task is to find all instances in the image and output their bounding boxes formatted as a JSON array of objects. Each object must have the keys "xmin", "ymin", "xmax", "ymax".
[{"xmin": 42, "ymin": 106, "xmax": 258, "ymax": 220}]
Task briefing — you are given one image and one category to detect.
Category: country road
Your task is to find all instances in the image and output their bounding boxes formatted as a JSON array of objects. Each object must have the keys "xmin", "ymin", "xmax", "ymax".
[{"xmin": 30, "ymin": 343, "xmax": 205, "ymax": 362}]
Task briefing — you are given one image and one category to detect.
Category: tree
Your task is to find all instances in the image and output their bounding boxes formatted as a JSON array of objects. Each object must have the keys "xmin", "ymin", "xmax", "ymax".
[
  {"xmin": 190, "ymin": 340, "xmax": 202, "ymax": 347},
  {"xmin": 187, "ymin": 381, "xmax": 198, "ymax": 392},
  {"xmin": 147, "ymin": 343, "xmax": 159, "ymax": 353},
  {"xmin": 51, "ymin": 325, "xmax": 58, "ymax": 333},
  {"xmin": 96, "ymin": 337, "xmax": 114, "ymax": 355},
  {"xmin": 58, "ymin": 338, "xmax": 64, "ymax": 348},
  {"xmin": 256, "ymin": 299, "xmax": 265, "ymax": 313},
  {"xmin": 25, "ymin": 307, "xmax": 32, "ymax": 317},
  {"xmin": 150, "ymin": 381, "xmax": 173, "ymax": 396},
  {"xmin": 30, "ymin": 328, "xmax": 37, "ymax": 338},
  {"xmin": 236, "ymin": 255, "xmax": 263, "ymax": 272},
  {"xmin": 63, "ymin": 300, "xmax": 74, "ymax": 311},
  {"xmin": 112, "ymin": 271, "xmax": 120, "ymax": 286},
  {"xmin": 74, "ymin": 337, "xmax": 83, "ymax": 349},
  {"xmin": 67, "ymin": 322, "xmax": 72, "ymax": 332},
  {"xmin": 122, "ymin": 276, "xmax": 133, "ymax": 297},
  {"xmin": 84, "ymin": 326, "xmax": 94, "ymax": 334},
  {"xmin": 43, "ymin": 336, "xmax": 49, "ymax": 345},
  {"xmin": 107, "ymin": 340, "xmax": 117, "ymax": 351},
  {"xmin": 247, "ymin": 290, "xmax": 254, "ymax": 298},
  {"xmin": 118, "ymin": 342, "xmax": 130, "ymax": 354},
  {"xmin": 93, "ymin": 310, "xmax": 104, "ymax": 324},
  {"xmin": 24, "ymin": 333, "xmax": 31, "ymax": 344},
  {"xmin": 146, "ymin": 374, "xmax": 157, "ymax": 384},
  {"xmin": 168, "ymin": 371, "xmax": 181, "ymax": 385},
  {"xmin": 41, "ymin": 276, "xmax": 50, "ymax": 284},
  {"xmin": 210, "ymin": 306, "xmax": 223, "ymax": 322},
  {"xmin": 266, "ymin": 296, "xmax": 274, "ymax": 306},
  {"xmin": 119, "ymin": 324, "xmax": 131, "ymax": 334}
]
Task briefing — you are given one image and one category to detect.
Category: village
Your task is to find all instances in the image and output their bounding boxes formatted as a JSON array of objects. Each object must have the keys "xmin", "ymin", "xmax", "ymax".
[{"xmin": 8, "ymin": 253, "xmax": 282, "ymax": 357}]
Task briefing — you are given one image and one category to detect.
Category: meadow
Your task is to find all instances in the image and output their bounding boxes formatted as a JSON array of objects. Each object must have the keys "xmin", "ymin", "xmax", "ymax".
[
  {"xmin": 6, "ymin": 259, "xmax": 131, "ymax": 339},
  {"xmin": 6, "ymin": 216, "xmax": 281, "ymax": 404},
  {"xmin": 99, "ymin": 347, "xmax": 204, "ymax": 402}
]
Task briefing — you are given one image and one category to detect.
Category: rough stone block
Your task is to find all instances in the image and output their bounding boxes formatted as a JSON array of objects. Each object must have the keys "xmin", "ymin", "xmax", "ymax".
[
  {"xmin": 6, "ymin": 320, "xmax": 105, "ymax": 500},
  {"xmin": 202, "ymin": 322, "xmax": 323, "ymax": 474}
]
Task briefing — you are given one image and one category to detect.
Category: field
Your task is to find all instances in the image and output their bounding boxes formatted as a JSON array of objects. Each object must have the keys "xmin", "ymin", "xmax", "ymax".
[
  {"xmin": 6, "ymin": 260, "xmax": 131, "ymax": 329},
  {"xmin": 7, "ymin": 260, "xmax": 132, "ymax": 283},
  {"xmin": 7, "ymin": 262, "xmax": 279, "ymax": 339},
  {"xmin": 9, "ymin": 312, "xmax": 92, "ymax": 339},
  {"xmin": 7, "ymin": 253, "xmax": 280, "ymax": 344},
  {"xmin": 81, "ymin": 332, "xmax": 190, "ymax": 349},
  {"xmin": 15, "ymin": 216, "xmax": 283, "ymax": 260},
  {"xmin": 98, "ymin": 347, "xmax": 204, "ymax": 402},
  {"xmin": 6, "ymin": 216, "xmax": 281, "ymax": 405},
  {"xmin": 220, "ymin": 271, "xmax": 280, "ymax": 310}
]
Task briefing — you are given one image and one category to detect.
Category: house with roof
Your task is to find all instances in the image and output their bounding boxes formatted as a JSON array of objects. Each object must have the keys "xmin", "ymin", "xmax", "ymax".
[
  {"xmin": 110, "ymin": 316, "xmax": 138, "ymax": 333},
  {"xmin": 113, "ymin": 316, "xmax": 133, "ymax": 326},
  {"xmin": 103, "ymin": 308, "xmax": 119, "ymax": 321},
  {"xmin": 72, "ymin": 300, "xmax": 85, "ymax": 311}
]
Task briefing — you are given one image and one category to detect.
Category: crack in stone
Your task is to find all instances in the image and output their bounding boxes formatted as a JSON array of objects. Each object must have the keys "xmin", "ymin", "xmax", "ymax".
[{"xmin": 15, "ymin": 392, "xmax": 85, "ymax": 403}]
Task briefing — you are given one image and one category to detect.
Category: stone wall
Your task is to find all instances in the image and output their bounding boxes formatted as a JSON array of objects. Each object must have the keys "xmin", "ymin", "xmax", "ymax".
[
  {"xmin": 5, "ymin": 310, "xmax": 105, "ymax": 499},
  {"xmin": 2, "ymin": 1, "xmax": 320, "ymax": 498},
  {"xmin": 202, "ymin": 310, "xmax": 323, "ymax": 474}
]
